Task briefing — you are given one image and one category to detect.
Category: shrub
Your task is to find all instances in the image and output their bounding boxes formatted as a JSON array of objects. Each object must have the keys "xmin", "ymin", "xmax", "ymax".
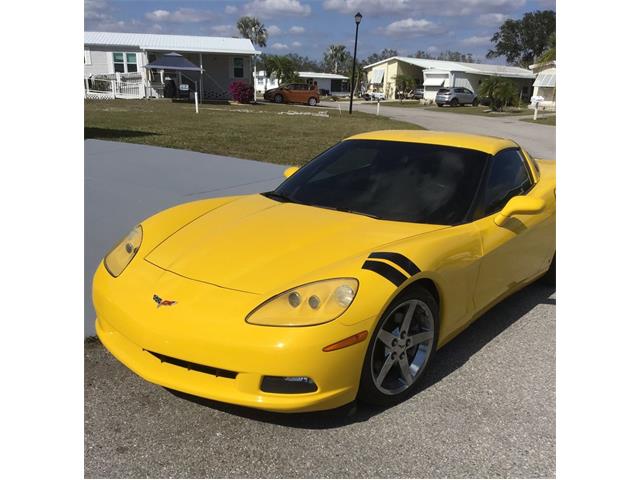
[
  {"xmin": 478, "ymin": 77, "xmax": 519, "ymax": 111},
  {"xmin": 229, "ymin": 80, "xmax": 254, "ymax": 103}
]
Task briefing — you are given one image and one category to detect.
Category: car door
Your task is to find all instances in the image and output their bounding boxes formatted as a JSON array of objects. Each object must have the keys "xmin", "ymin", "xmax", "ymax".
[
  {"xmin": 472, "ymin": 148, "xmax": 554, "ymax": 311},
  {"xmin": 463, "ymin": 88, "xmax": 475, "ymax": 103}
]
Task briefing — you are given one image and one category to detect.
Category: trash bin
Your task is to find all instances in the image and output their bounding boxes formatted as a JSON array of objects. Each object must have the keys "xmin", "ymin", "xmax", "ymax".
[{"xmin": 177, "ymin": 83, "xmax": 190, "ymax": 99}]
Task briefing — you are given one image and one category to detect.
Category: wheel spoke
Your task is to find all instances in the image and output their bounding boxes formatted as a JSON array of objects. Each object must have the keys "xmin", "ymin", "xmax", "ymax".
[
  {"xmin": 408, "ymin": 330, "xmax": 433, "ymax": 345},
  {"xmin": 375, "ymin": 354, "xmax": 396, "ymax": 387},
  {"xmin": 377, "ymin": 329, "xmax": 397, "ymax": 348},
  {"xmin": 398, "ymin": 355, "xmax": 413, "ymax": 386},
  {"xmin": 400, "ymin": 300, "xmax": 417, "ymax": 333}
]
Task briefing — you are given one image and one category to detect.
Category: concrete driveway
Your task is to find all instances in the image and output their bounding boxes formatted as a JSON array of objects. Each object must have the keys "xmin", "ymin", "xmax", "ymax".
[
  {"xmin": 344, "ymin": 103, "xmax": 556, "ymax": 160},
  {"xmin": 84, "ymin": 140, "xmax": 286, "ymax": 336}
]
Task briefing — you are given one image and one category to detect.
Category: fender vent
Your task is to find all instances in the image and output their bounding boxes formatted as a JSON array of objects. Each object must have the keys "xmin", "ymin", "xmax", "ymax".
[{"xmin": 144, "ymin": 350, "xmax": 237, "ymax": 379}]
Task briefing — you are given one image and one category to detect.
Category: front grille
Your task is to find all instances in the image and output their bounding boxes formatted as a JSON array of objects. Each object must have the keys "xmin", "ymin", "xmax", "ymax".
[{"xmin": 144, "ymin": 350, "xmax": 237, "ymax": 379}]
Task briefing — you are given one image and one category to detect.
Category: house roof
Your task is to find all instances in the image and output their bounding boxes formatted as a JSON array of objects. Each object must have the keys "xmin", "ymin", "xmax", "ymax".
[
  {"xmin": 364, "ymin": 56, "xmax": 534, "ymax": 79},
  {"xmin": 84, "ymin": 31, "xmax": 260, "ymax": 55},
  {"xmin": 297, "ymin": 72, "xmax": 349, "ymax": 80}
]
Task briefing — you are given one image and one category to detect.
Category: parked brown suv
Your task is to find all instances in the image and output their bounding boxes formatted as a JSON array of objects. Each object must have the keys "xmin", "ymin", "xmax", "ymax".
[{"xmin": 264, "ymin": 83, "xmax": 320, "ymax": 106}]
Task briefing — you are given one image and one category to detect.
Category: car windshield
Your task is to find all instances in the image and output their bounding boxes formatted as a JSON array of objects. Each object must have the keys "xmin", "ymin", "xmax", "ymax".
[{"xmin": 269, "ymin": 140, "xmax": 488, "ymax": 225}]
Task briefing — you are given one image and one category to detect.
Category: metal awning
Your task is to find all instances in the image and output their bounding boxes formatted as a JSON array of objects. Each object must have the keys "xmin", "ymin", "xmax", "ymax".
[
  {"xmin": 533, "ymin": 73, "xmax": 556, "ymax": 87},
  {"xmin": 143, "ymin": 52, "xmax": 202, "ymax": 72},
  {"xmin": 370, "ymin": 68, "xmax": 385, "ymax": 84},
  {"xmin": 423, "ymin": 76, "xmax": 446, "ymax": 87}
]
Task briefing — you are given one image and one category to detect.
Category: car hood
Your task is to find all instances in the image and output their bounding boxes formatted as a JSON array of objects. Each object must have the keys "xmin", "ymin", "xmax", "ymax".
[{"xmin": 145, "ymin": 194, "xmax": 444, "ymax": 294}]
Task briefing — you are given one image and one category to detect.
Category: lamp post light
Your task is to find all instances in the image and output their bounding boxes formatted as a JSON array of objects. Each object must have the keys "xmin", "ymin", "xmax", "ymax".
[{"xmin": 349, "ymin": 12, "xmax": 362, "ymax": 114}]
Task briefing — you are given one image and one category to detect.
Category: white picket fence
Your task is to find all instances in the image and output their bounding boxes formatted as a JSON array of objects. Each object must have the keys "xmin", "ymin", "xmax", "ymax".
[{"xmin": 84, "ymin": 78, "xmax": 145, "ymax": 99}]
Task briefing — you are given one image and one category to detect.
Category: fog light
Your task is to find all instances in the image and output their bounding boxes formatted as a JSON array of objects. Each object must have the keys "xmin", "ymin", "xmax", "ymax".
[
  {"xmin": 260, "ymin": 375, "xmax": 318, "ymax": 394},
  {"xmin": 288, "ymin": 291, "xmax": 301, "ymax": 307}
]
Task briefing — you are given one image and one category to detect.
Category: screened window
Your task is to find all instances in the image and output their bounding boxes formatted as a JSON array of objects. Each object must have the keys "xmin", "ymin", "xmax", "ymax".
[
  {"xmin": 112, "ymin": 52, "xmax": 137, "ymax": 73},
  {"xmin": 233, "ymin": 57, "xmax": 244, "ymax": 78},
  {"xmin": 126, "ymin": 53, "xmax": 137, "ymax": 73},
  {"xmin": 113, "ymin": 52, "xmax": 125, "ymax": 73},
  {"xmin": 482, "ymin": 149, "xmax": 533, "ymax": 216}
]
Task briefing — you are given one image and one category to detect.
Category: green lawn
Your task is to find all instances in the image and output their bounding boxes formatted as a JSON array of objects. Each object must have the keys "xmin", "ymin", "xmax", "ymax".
[
  {"xmin": 85, "ymin": 99, "xmax": 424, "ymax": 165},
  {"xmin": 521, "ymin": 115, "xmax": 556, "ymax": 126},
  {"xmin": 422, "ymin": 105, "xmax": 532, "ymax": 116}
]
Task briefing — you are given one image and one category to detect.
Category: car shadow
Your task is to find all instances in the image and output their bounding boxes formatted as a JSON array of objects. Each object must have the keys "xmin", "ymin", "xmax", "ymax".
[
  {"xmin": 84, "ymin": 127, "xmax": 159, "ymax": 139},
  {"xmin": 166, "ymin": 282, "xmax": 555, "ymax": 429}
]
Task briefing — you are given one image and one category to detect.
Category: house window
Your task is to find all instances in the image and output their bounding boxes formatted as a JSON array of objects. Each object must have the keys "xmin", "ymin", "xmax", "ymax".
[
  {"xmin": 84, "ymin": 50, "xmax": 91, "ymax": 65},
  {"xmin": 112, "ymin": 52, "xmax": 138, "ymax": 73},
  {"xmin": 233, "ymin": 57, "xmax": 244, "ymax": 78}
]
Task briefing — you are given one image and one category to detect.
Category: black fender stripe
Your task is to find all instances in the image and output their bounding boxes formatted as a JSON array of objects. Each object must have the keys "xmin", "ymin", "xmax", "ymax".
[
  {"xmin": 368, "ymin": 252, "xmax": 420, "ymax": 276},
  {"xmin": 362, "ymin": 260, "xmax": 408, "ymax": 287}
]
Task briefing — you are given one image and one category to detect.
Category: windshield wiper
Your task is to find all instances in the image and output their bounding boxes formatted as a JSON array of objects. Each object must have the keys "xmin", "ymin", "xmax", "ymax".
[
  {"xmin": 306, "ymin": 203, "xmax": 381, "ymax": 219},
  {"xmin": 262, "ymin": 191, "xmax": 295, "ymax": 203}
]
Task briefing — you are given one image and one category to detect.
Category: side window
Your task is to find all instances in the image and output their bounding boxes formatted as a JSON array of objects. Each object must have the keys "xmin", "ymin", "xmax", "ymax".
[
  {"xmin": 113, "ymin": 52, "xmax": 125, "ymax": 73},
  {"xmin": 233, "ymin": 57, "xmax": 244, "ymax": 78},
  {"xmin": 483, "ymin": 149, "xmax": 533, "ymax": 215}
]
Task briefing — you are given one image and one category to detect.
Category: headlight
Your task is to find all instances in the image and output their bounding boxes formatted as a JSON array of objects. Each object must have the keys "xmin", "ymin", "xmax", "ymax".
[
  {"xmin": 104, "ymin": 225, "xmax": 143, "ymax": 277},
  {"xmin": 246, "ymin": 278, "xmax": 359, "ymax": 327}
]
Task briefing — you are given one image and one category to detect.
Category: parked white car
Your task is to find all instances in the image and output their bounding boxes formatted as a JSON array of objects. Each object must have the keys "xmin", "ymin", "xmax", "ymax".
[{"xmin": 363, "ymin": 92, "xmax": 386, "ymax": 101}]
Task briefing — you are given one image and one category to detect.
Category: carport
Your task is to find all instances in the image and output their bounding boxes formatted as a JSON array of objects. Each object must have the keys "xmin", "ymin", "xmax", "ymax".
[{"xmin": 143, "ymin": 52, "xmax": 203, "ymax": 98}]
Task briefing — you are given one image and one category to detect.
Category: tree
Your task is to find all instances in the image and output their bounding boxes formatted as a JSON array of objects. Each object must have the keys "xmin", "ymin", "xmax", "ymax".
[
  {"xmin": 323, "ymin": 44, "xmax": 350, "ymax": 74},
  {"xmin": 436, "ymin": 50, "xmax": 476, "ymax": 63},
  {"xmin": 537, "ymin": 31, "xmax": 556, "ymax": 64},
  {"xmin": 478, "ymin": 77, "xmax": 519, "ymax": 111},
  {"xmin": 487, "ymin": 10, "xmax": 556, "ymax": 67},
  {"xmin": 394, "ymin": 74, "xmax": 416, "ymax": 101},
  {"xmin": 237, "ymin": 16, "xmax": 268, "ymax": 100},
  {"xmin": 262, "ymin": 54, "xmax": 298, "ymax": 84},
  {"xmin": 365, "ymin": 48, "xmax": 398, "ymax": 65},
  {"xmin": 236, "ymin": 16, "xmax": 268, "ymax": 47},
  {"xmin": 414, "ymin": 50, "xmax": 434, "ymax": 59}
]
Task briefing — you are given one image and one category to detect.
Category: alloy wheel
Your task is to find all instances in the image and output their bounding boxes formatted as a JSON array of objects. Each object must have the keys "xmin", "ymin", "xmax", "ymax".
[{"xmin": 370, "ymin": 299, "xmax": 435, "ymax": 395}]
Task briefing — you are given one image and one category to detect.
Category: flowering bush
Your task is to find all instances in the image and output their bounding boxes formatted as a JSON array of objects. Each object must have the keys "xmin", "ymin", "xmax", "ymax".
[{"xmin": 229, "ymin": 80, "xmax": 254, "ymax": 103}]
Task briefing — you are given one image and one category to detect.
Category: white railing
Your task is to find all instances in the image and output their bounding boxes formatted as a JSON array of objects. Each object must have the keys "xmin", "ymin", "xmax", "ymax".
[{"xmin": 84, "ymin": 77, "xmax": 145, "ymax": 99}]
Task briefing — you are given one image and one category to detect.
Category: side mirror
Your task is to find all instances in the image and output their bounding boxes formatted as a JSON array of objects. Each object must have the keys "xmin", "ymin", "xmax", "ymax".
[
  {"xmin": 495, "ymin": 196, "xmax": 545, "ymax": 227},
  {"xmin": 283, "ymin": 166, "xmax": 299, "ymax": 178}
]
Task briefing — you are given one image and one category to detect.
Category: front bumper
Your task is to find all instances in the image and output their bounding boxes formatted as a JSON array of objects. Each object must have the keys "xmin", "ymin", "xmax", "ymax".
[{"xmin": 93, "ymin": 260, "xmax": 372, "ymax": 412}]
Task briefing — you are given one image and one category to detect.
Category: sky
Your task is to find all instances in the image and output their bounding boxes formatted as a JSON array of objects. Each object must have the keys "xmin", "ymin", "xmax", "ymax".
[{"xmin": 85, "ymin": 0, "xmax": 556, "ymax": 64}]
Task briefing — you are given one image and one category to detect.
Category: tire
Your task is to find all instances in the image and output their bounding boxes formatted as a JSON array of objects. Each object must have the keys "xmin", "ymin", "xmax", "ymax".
[
  {"xmin": 450, "ymin": 98, "xmax": 459, "ymax": 107},
  {"xmin": 274, "ymin": 94, "xmax": 284, "ymax": 104},
  {"xmin": 436, "ymin": 103, "xmax": 443, "ymax": 107},
  {"xmin": 308, "ymin": 97, "xmax": 318, "ymax": 106},
  {"xmin": 472, "ymin": 98, "xmax": 479, "ymax": 106},
  {"xmin": 542, "ymin": 254, "xmax": 556, "ymax": 286},
  {"xmin": 358, "ymin": 285, "xmax": 439, "ymax": 407}
]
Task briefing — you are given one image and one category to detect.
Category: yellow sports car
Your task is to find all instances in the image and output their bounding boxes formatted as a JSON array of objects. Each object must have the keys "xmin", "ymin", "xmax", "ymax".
[{"xmin": 93, "ymin": 130, "xmax": 555, "ymax": 413}]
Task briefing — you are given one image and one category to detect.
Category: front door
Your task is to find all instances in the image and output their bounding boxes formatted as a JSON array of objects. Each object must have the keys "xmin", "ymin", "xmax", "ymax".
[{"xmin": 472, "ymin": 148, "xmax": 553, "ymax": 311}]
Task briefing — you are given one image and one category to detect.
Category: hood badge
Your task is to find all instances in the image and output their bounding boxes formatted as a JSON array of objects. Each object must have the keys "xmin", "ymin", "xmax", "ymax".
[{"xmin": 153, "ymin": 294, "xmax": 177, "ymax": 308}]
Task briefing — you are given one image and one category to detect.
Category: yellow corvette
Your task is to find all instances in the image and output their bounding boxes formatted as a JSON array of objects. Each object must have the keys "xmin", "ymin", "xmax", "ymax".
[{"xmin": 93, "ymin": 130, "xmax": 555, "ymax": 413}]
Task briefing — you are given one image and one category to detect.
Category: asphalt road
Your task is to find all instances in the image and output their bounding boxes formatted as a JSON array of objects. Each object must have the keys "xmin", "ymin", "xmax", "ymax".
[
  {"xmin": 85, "ymin": 283, "xmax": 555, "ymax": 478},
  {"xmin": 344, "ymin": 103, "xmax": 556, "ymax": 160}
]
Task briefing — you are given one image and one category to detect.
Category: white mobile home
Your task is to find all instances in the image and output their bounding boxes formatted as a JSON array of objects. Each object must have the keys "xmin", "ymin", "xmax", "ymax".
[
  {"xmin": 529, "ymin": 61, "xmax": 556, "ymax": 110},
  {"xmin": 84, "ymin": 31, "xmax": 260, "ymax": 100},
  {"xmin": 254, "ymin": 71, "xmax": 350, "ymax": 96},
  {"xmin": 364, "ymin": 56, "xmax": 535, "ymax": 102}
]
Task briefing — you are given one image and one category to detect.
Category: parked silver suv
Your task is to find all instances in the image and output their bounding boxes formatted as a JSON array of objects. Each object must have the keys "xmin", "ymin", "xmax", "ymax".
[{"xmin": 436, "ymin": 87, "xmax": 479, "ymax": 107}]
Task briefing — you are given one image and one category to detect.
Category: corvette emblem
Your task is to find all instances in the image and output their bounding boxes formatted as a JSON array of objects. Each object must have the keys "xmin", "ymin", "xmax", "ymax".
[{"xmin": 153, "ymin": 294, "xmax": 177, "ymax": 308}]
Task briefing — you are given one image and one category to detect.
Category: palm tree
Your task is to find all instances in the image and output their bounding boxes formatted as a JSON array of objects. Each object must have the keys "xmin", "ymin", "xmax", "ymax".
[
  {"xmin": 323, "ymin": 44, "xmax": 349, "ymax": 74},
  {"xmin": 236, "ymin": 16, "xmax": 268, "ymax": 47},
  {"xmin": 236, "ymin": 16, "xmax": 268, "ymax": 100}
]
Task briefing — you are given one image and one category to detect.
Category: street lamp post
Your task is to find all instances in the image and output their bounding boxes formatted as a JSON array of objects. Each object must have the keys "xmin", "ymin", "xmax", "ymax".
[{"xmin": 349, "ymin": 12, "xmax": 362, "ymax": 114}]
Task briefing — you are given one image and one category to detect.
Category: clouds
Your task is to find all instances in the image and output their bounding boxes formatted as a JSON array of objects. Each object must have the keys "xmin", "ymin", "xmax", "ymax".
[
  {"xmin": 271, "ymin": 42, "xmax": 290, "ymax": 50},
  {"xmin": 292, "ymin": 41, "xmax": 303, "ymax": 47},
  {"xmin": 476, "ymin": 13, "xmax": 510, "ymax": 26},
  {"xmin": 382, "ymin": 18, "xmax": 446, "ymax": 36},
  {"xmin": 290, "ymin": 25, "xmax": 305, "ymax": 34},
  {"xmin": 210, "ymin": 24, "xmax": 238, "ymax": 36},
  {"xmin": 460, "ymin": 35, "xmax": 492, "ymax": 46},
  {"xmin": 244, "ymin": 0, "xmax": 312, "ymax": 18},
  {"xmin": 267, "ymin": 25, "xmax": 283, "ymax": 35},
  {"xmin": 322, "ymin": 0, "xmax": 526, "ymax": 17},
  {"xmin": 144, "ymin": 8, "xmax": 216, "ymax": 23}
]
